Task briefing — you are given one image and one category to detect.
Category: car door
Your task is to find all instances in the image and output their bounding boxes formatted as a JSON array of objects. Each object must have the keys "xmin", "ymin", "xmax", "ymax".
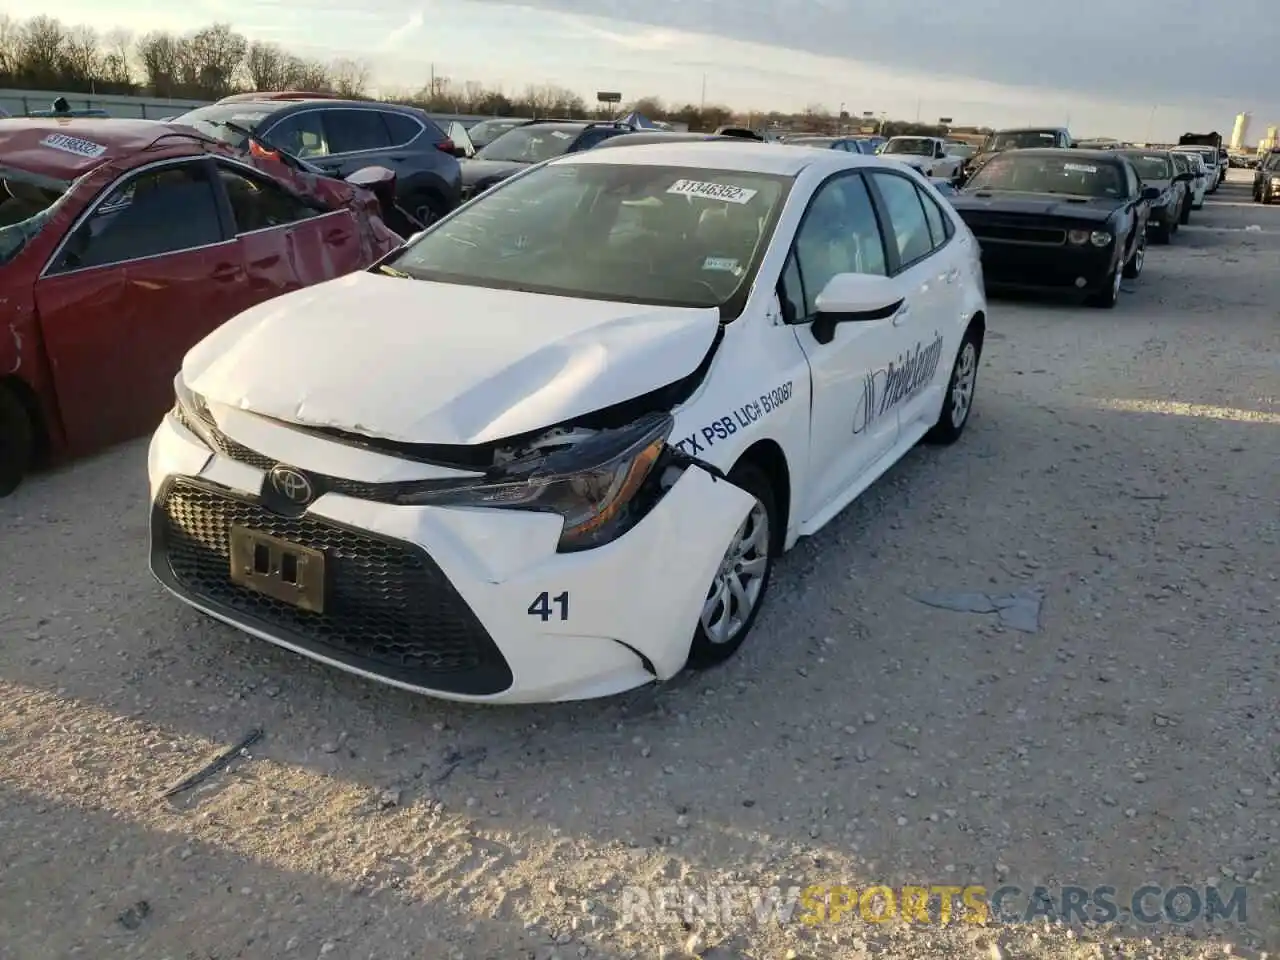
[
  {"xmin": 212, "ymin": 160, "xmax": 367, "ymax": 300},
  {"xmin": 33, "ymin": 158, "xmax": 242, "ymax": 453},
  {"xmin": 779, "ymin": 171, "xmax": 904, "ymax": 521},
  {"xmin": 271, "ymin": 108, "xmax": 395, "ymax": 180},
  {"xmin": 864, "ymin": 169, "xmax": 958, "ymax": 435}
]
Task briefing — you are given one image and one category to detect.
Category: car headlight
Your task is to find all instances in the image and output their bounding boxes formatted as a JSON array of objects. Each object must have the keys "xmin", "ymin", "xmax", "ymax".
[
  {"xmin": 1067, "ymin": 229, "xmax": 1090, "ymax": 245},
  {"xmin": 173, "ymin": 374, "xmax": 216, "ymax": 445},
  {"xmin": 399, "ymin": 412, "xmax": 673, "ymax": 552},
  {"xmin": 1089, "ymin": 230, "xmax": 1112, "ymax": 247}
]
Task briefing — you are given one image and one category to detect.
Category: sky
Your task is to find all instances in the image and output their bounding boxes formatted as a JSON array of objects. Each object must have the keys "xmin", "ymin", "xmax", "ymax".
[{"xmin": 6, "ymin": 0, "xmax": 1277, "ymax": 142}]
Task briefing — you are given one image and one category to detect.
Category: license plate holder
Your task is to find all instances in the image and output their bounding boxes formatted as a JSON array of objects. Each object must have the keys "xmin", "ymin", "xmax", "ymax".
[{"xmin": 229, "ymin": 526, "xmax": 326, "ymax": 613}]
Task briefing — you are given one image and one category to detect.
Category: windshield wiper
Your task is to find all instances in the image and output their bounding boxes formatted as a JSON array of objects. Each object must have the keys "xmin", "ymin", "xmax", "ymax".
[{"xmin": 376, "ymin": 264, "xmax": 413, "ymax": 279}]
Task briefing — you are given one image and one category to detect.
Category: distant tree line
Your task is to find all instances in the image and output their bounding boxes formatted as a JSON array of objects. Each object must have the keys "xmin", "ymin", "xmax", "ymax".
[{"xmin": 0, "ymin": 13, "xmax": 992, "ymax": 136}]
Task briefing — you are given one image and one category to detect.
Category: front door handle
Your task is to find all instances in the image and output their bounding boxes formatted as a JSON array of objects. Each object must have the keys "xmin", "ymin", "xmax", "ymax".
[
  {"xmin": 210, "ymin": 263, "xmax": 240, "ymax": 282},
  {"xmin": 945, "ymin": 268, "xmax": 960, "ymax": 284},
  {"xmin": 892, "ymin": 302, "xmax": 911, "ymax": 326}
]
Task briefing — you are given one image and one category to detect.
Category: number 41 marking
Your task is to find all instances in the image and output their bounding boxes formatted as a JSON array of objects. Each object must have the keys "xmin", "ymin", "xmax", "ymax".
[{"xmin": 528, "ymin": 591, "xmax": 569, "ymax": 622}]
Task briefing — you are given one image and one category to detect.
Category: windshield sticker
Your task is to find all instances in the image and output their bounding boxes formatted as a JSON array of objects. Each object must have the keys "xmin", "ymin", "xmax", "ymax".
[
  {"xmin": 1143, "ymin": 156, "xmax": 1164, "ymax": 163},
  {"xmin": 40, "ymin": 133, "xmax": 107, "ymax": 159},
  {"xmin": 702, "ymin": 256, "xmax": 740, "ymax": 272},
  {"xmin": 667, "ymin": 179, "xmax": 758, "ymax": 204},
  {"xmin": 550, "ymin": 131, "xmax": 572, "ymax": 139},
  {"xmin": 1038, "ymin": 133, "xmax": 1055, "ymax": 138},
  {"xmin": 1063, "ymin": 163, "xmax": 1098, "ymax": 173}
]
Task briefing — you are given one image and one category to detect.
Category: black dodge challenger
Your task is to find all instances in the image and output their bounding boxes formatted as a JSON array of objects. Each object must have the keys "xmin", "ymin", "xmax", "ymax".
[{"xmin": 949, "ymin": 148, "xmax": 1157, "ymax": 309}]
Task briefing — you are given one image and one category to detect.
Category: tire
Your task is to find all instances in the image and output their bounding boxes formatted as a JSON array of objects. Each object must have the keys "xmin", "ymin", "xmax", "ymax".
[
  {"xmin": 406, "ymin": 190, "xmax": 448, "ymax": 227},
  {"xmin": 924, "ymin": 326, "xmax": 981, "ymax": 445},
  {"xmin": 1087, "ymin": 262, "xmax": 1122, "ymax": 309},
  {"xmin": 1122, "ymin": 230, "xmax": 1145, "ymax": 279},
  {"xmin": 1149, "ymin": 221, "xmax": 1170, "ymax": 244},
  {"xmin": 0, "ymin": 385, "xmax": 34, "ymax": 498},
  {"xmin": 686, "ymin": 461, "xmax": 776, "ymax": 669},
  {"xmin": 1179, "ymin": 196, "xmax": 1191, "ymax": 224}
]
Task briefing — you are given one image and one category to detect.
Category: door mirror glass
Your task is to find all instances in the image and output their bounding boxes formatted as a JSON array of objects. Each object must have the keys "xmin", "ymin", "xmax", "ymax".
[{"xmin": 1141, "ymin": 186, "xmax": 1161, "ymax": 201}]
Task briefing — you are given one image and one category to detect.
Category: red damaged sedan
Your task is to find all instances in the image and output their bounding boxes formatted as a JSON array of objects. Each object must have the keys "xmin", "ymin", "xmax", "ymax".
[{"xmin": 0, "ymin": 118, "xmax": 406, "ymax": 495}]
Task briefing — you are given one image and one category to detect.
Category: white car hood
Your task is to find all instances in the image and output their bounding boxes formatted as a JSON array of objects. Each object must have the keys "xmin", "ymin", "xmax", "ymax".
[{"xmin": 183, "ymin": 271, "xmax": 721, "ymax": 447}]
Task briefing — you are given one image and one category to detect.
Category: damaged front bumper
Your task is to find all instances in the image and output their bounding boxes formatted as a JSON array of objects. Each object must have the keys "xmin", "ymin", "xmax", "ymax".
[{"xmin": 146, "ymin": 407, "xmax": 755, "ymax": 703}]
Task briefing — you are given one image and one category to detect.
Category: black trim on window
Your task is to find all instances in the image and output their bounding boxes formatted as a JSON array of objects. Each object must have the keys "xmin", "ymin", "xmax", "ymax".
[
  {"xmin": 863, "ymin": 168, "xmax": 947, "ymax": 275},
  {"xmin": 773, "ymin": 169, "xmax": 892, "ymax": 324}
]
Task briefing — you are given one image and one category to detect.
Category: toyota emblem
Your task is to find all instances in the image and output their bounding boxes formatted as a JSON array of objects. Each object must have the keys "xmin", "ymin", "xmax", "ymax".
[{"xmin": 269, "ymin": 465, "xmax": 313, "ymax": 505}]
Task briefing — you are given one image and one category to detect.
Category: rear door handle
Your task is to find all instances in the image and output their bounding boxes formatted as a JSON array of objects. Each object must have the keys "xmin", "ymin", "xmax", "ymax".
[
  {"xmin": 324, "ymin": 228, "xmax": 351, "ymax": 244},
  {"xmin": 211, "ymin": 263, "xmax": 240, "ymax": 282},
  {"xmin": 946, "ymin": 268, "xmax": 960, "ymax": 283}
]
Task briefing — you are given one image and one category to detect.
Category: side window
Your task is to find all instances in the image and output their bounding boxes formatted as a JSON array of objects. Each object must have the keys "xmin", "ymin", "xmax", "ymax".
[
  {"xmin": 867, "ymin": 171, "xmax": 934, "ymax": 267},
  {"xmin": 264, "ymin": 111, "xmax": 328, "ymax": 158},
  {"xmin": 573, "ymin": 128, "xmax": 621, "ymax": 151},
  {"xmin": 323, "ymin": 109, "xmax": 393, "ymax": 154},
  {"xmin": 1124, "ymin": 162, "xmax": 1139, "ymax": 197},
  {"xmin": 217, "ymin": 167, "xmax": 320, "ymax": 233},
  {"xmin": 52, "ymin": 163, "xmax": 223, "ymax": 273},
  {"xmin": 778, "ymin": 250, "xmax": 806, "ymax": 323},
  {"xmin": 382, "ymin": 111, "xmax": 425, "ymax": 147},
  {"xmin": 791, "ymin": 174, "xmax": 887, "ymax": 319},
  {"xmin": 917, "ymin": 185, "xmax": 951, "ymax": 248}
]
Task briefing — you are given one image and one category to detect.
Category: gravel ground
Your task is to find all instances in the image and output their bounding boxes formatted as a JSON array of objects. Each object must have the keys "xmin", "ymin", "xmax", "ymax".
[{"xmin": 2, "ymin": 169, "xmax": 1277, "ymax": 960}]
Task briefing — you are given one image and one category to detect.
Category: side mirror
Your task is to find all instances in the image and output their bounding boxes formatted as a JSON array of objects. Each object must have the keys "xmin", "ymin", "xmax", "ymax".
[
  {"xmin": 810, "ymin": 273, "xmax": 904, "ymax": 345},
  {"xmin": 1140, "ymin": 186, "xmax": 1160, "ymax": 201},
  {"xmin": 345, "ymin": 165, "xmax": 396, "ymax": 190},
  {"xmin": 1174, "ymin": 171, "xmax": 1194, "ymax": 183}
]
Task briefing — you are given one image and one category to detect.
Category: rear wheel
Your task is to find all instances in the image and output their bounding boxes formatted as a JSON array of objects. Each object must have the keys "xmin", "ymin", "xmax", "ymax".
[
  {"xmin": 407, "ymin": 190, "xmax": 448, "ymax": 228},
  {"xmin": 1149, "ymin": 220, "xmax": 1170, "ymax": 244},
  {"xmin": 0, "ymin": 385, "xmax": 34, "ymax": 498},
  {"xmin": 924, "ymin": 327, "xmax": 981, "ymax": 444},
  {"xmin": 687, "ymin": 462, "xmax": 776, "ymax": 669},
  {"xmin": 1179, "ymin": 195, "xmax": 1191, "ymax": 224}
]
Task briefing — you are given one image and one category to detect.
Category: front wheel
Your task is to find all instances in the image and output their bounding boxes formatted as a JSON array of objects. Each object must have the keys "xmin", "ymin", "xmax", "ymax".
[
  {"xmin": 0, "ymin": 386, "xmax": 34, "ymax": 498},
  {"xmin": 407, "ymin": 190, "xmax": 448, "ymax": 228},
  {"xmin": 686, "ymin": 462, "xmax": 776, "ymax": 669},
  {"xmin": 924, "ymin": 328, "xmax": 981, "ymax": 445},
  {"xmin": 1087, "ymin": 262, "xmax": 1123, "ymax": 309},
  {"xmin": 1122, "ymin": 231, "xmax": 1145, "ymax": 279},
  {"xmin": 1179, "ymin": 197, "xmax": 1191, "ymax": 224}
]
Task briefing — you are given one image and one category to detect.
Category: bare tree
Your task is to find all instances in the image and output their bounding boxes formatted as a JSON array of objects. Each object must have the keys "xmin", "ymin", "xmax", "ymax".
[
  {"xmin": 184, "ymin": 23, "xmax": 246, "ymax": 97},
  {"xmin": 284, "ymin": 56, "xmax": 331, "ymax": 92},
  {"xmin": 19, "ymin": 16, "xmax": 67, "ymax": 85},
  {"xmin": 100, "ymin": 29, "xmax": 134, "ymax": 88},
  {"xmin": 137, "ymin": 31, "xmax": 181, "ymax": 97},
  {"xmin": 329, "ymin": 57, "xmax": 369, "ymax": 98},
  {"xmin": 59, "ymin": 24, "xmax": 100, "ymax": 86},
  {"xmin": 245, "ymin": 40, "xmax": 289, "ymax": 91},
  {"xmin": 0, "ymin": 15, "xmax": 22, "ymax": 77}
]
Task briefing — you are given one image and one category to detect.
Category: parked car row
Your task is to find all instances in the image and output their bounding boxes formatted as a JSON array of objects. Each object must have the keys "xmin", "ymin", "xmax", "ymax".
[{"xmin": 1252, "ymin": 148, "xmax": 1280, "ymax": 203}]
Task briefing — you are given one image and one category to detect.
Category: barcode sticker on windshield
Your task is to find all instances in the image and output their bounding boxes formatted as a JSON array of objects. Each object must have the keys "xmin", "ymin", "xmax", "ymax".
[
  {"xmin": 1143, "ymin": 156, "xmax": 1163, "ymax": 162},
  {"xmin": 1063, "ymin": 163, "xmax": 1097, "ymax": 173},
  {"xmin": 702, "ymin": 257, "xmax": 740, "ymax": 272},
  {"xmin": 550, "ymin": 131, "xmax": 572, "ymax": 139},
  {"xmin": 40, "ymin": 134, "xmax": 107, "ymax": 159},
  {"xmin": 668, "ymin": 179, "xmax": 757, "ymax": 204}
]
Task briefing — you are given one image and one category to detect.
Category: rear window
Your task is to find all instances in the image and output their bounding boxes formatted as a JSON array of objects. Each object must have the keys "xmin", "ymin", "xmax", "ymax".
[
  {"xmin": 1123, "ymin": 154, "xmax": 1172, "ymax": 180},
  {"xmin": 0, "ymin": 167, "xmax": 73, "ymax": 266},
  {"xmin": 172, "ymin": 103, "xmax": 280, "ymax": 149},
  {"xmin": 476, "ymin": 126, "xmax": 585, "ymax": 164}
]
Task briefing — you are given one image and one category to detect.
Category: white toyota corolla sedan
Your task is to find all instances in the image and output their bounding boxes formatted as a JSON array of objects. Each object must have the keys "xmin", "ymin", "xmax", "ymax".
[{"xmin": 148, "ymin": 141, "xmax": 988, "ymax": 703}]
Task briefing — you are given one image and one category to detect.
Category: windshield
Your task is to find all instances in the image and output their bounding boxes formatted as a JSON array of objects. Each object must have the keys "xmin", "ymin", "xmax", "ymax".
[
  {"xmin": 476, "ymin": 126, "xmax": 581, "ymax": 163},
  {"xmin": 170, "ymin": 103, "xmax": 278, "ymax": 149},
  {"xmin": 469, "ymin": 119, "xmax": 525, "ymax": 143},
  {"xmin": 964, "ymin": 153, "xmax": 1124, "ymax": 198},
  {"xmin": 982, "ymin": 130, "xmax": 1060, "ymax": 152},
  {"xmin": 1121, "ymin": 153, "xmax": 1172, "ymax": 180},
  {"xmin": 883, "ymin": 138, "xmax": 933, "ymax": 156},
  {"xmin": 0, "ymin": 168, "xmax": 73, "ymax": 266},
  {"xmin": 946, "ymin": 143, "xmax": 975, "ymax": 158},
  {"xmin": 386, "ymin": 162, "xmax": 792, "ymax": 313}
]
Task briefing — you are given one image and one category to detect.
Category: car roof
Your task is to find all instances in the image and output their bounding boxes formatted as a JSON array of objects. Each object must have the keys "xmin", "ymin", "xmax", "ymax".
[
  {"xmin": 1117, "ymin": 147, "xmax": 1173, "ymax": 156},
  {"xmin": 0, "ymin": 117, "xmax": 210, "ymax": 180},
  {"xmin": 556, "ymin": 140, "xmax": 866, "ymax": 176},
  {"xmin": 994, "ymin": 126, "xmax": 1067, "ymax": 133},
  {"xmin": 594, "ymin": 132, "xmax": 739, "ymax": 147}
]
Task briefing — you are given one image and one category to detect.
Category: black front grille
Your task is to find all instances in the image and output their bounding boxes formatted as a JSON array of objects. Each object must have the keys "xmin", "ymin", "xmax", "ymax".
[
  {"xmin": 970, "ymin": 223, "xmax": 1067, "ymax": 245},
  {"xmin": 153, "ymin": 477, "xmax": 513, "ymax": 695}
]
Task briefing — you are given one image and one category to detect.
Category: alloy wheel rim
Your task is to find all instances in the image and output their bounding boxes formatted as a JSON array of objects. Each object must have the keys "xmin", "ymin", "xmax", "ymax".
[
  {"xmin": 700, "ymin": 501, "xmax": 770, "ymax": 644},
  {"xmin": 1113, "ymin": 263, "xmax": 1123, "ymax": 299},
  {"xmin": 1135, "ymin": 240, "xmax": 1144, "ymax": 274},
  {"xmin": 950, "ymin": 342, "xmax": 977, "ymax": 428}
]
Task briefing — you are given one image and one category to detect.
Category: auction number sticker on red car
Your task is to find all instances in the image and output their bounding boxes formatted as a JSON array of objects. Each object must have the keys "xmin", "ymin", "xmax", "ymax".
[
  {"xmin": 667, "ymin": 179, "xmax": 758, "ymax": 204},
  {"xmin": 40, "ymin": 133, "xmax": 107, "ymax": 159},
  {"xmin": 1063, "ymin": 163, "xmax": 1097, "ymax": 173}
]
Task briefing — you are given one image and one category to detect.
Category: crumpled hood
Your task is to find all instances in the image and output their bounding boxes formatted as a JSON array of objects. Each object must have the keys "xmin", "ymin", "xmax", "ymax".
[{"xmin": 183, "ymin": 271, "xmax": 721, "ymax": 447}]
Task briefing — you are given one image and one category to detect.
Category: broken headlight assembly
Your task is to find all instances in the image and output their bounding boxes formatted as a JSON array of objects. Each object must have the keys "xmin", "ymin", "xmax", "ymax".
[
  {"xmin": 398, "ymin": 412, "xmax": 675, "ymax": 552},
  {"xmin": 172, "ymin": 374, "xmax": 217, "ymax": 447}
]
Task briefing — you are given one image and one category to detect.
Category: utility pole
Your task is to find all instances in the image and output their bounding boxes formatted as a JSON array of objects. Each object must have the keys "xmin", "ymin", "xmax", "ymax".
[
  {"xmin": 700, "ymin": 74, "xmax": 706, "ymax": 112},
  {"xmin": 429, "ymin": 63, "xmax": 435, "ymax": 99},
  {"xmin": 916, "ymin": 98, "xmax": 921, "ymax": 122}
]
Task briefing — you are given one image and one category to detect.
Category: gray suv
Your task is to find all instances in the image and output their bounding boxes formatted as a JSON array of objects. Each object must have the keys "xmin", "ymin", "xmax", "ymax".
[{"xmin": 174, "ymin": 96, "xmax": 464, "ymax": 225}]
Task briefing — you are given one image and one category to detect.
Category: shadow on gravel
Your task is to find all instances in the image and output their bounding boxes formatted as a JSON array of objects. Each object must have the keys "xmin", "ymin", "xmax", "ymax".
[{"xmin": 2, "ymin": 375, "xmax": 1277, "ymax": 955}]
